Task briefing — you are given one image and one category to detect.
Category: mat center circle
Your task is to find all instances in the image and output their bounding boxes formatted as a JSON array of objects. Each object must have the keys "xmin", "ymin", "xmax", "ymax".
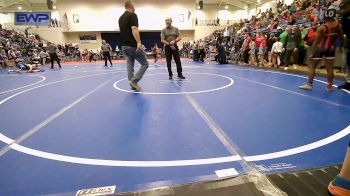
[{"xmin": 113, "ymin": 72, "xmax": 234, "ymax": 95}]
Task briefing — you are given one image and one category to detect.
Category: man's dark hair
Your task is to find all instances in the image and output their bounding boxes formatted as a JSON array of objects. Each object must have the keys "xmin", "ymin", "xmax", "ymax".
[{"xmin": 125, "ymin": 0, "xmax": 133, "ymax": 9}]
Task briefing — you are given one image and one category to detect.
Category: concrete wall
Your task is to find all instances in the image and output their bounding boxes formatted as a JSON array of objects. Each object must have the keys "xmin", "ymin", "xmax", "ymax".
[
  {"xmin": 30, "ymin": 27, "xmax": 64, "ymax": 44},
  {"xmin": 194, "ymin": 26, "xmax": 224, "ymax": 40},
  {"xmin": 63, "ymin": 32, "xmax": 102, "ymax": 51},
  {"xmin": 195, "ymin": 4, "xmax": 241, "ymax": 21}
]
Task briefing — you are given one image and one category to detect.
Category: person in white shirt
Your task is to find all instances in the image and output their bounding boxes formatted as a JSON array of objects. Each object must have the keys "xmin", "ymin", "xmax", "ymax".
[
  {"xmin": 39, "ymin": 50, "xmax": 49, "ymax": 65},
  {"xmin": 271, "ymin": 37, "xmax": 284, "ymax": 68}
]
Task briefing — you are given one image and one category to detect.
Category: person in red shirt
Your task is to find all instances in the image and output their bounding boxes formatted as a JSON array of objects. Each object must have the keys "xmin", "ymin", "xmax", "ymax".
[
  {"xmin": 305, "ymin": 24, "xmax": 318, "ymax": 47},
  {"xmin": 258, "ymin": 37, "xmax": 267, "ymax": 66},
  {"xmin": 255, "ymin": 32, "xmax": 264, "ymax": 65},
  {"xmin": 243, "ymin": 33, "xmax": 251, "ymax": 64}
]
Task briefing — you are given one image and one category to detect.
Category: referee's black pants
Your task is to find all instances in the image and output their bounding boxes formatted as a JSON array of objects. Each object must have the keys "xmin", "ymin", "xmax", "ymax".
[
  {"xmin": 103, "ymin": 52, "xmax": 112, "ymax": 66},
  {"xmin": 49, "ymin": 53, "xmax": 61, "ymax": 68},
  {"xmin": 165, "ymin": 45, "xmax": 183, "ymax": 77}
]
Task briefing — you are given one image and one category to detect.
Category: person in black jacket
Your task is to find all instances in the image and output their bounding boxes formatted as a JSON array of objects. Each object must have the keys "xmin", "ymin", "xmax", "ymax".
[
  {"xmin": 217, "ymin": 40, "xmax": 227, "ymax": 64},
  {"xmin": 338, "ymin": 0, "xmax": 350, "ymax": 90}
]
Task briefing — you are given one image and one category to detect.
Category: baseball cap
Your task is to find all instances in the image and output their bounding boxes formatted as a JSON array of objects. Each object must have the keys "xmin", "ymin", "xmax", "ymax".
[{"xmin": 324, "ymin": 8, "xmax": 337, "ymax": 20}]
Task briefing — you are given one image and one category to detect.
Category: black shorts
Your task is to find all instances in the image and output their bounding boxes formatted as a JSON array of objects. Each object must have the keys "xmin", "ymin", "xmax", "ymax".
[
  {"xmin": 312, "ymin": 46, "xmax": 336, "ymax": 60},
  {"xmin": 273, "ymin": 52, "xmax": 281, "ymax": 56}
]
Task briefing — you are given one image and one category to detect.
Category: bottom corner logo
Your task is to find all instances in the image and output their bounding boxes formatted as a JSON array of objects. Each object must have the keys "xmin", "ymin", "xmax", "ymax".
[{"xmin": 75, "ymin": 185, "xmax": 116, "ymax": 196}]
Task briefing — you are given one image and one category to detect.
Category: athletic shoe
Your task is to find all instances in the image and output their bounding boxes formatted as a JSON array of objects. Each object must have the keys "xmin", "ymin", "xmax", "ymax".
[
  {"xmin": 169, "ymin": 76, "xmax": 173, "ymax": 80},
  {"xmin": 337, "ymin": 82, "xmax": 350, "ymax": 90},
  {"xmin": 284, "ymin": 67, "xmax": 288, "ymax": 70},
  {"xmin": 129, "ymin": 81, "xmax": 140, "ymax": 91},
  {"xmin": 131, "ymin": 86, "xmax": 137, "ymax": 91},
  {"xmin": 328, "ymin": 176, "xmax": 350, "ymax": 196},
  {"xmin": 178, "ymin": 75, "xmax": 186, "ymax": 79},
  {"xmin": 326, "ymin": 82, "xmax": 333, "ymax": 92},
  {"xmin": 299, "ymin": 83, "xmax": 313, "ymax": 90}
]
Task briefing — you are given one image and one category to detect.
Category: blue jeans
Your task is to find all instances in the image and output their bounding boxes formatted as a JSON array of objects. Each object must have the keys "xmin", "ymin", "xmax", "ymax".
[{"xmin": 122, "ymin": 46, "xmax": 149, "ymax": 83}]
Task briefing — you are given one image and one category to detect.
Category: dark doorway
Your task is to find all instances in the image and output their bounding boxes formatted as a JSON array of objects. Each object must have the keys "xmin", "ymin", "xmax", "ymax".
[{"xmin": 101, "ymin": 32, "xmax": 162, "ymax": 51}]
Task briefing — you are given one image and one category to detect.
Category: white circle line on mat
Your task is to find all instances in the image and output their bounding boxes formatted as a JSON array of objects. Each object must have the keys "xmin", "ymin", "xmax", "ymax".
[
  {"xmin": 0, "ymin": 75, "xmax": 46, "ymax": 95},
  {"xmin": 0, "ymin": 68, "xmax": 348, "ymax": 167},
  {"xmin": 113, "ymin": 72, "xmax": 234, "ymax": 95}
]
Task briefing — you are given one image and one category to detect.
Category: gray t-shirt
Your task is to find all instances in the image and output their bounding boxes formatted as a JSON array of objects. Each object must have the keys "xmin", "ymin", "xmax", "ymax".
[
  {"xmin": 198, "ymin": 42, "xmax": 205, "ymax": 50},
  {"xmin": 101, "ymin": 44, "xmax": 111, "ymax": 52},
  {"xmin": 48, "ymin": 44, "xmax": 57, "ymax": 54},
  {"xmin": 161, "ymin": 26, "xmax": 180, "ymax": 43}
]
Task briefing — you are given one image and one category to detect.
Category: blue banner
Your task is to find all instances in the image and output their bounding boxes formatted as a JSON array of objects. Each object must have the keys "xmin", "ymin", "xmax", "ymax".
[{"xmin": 15, "ymin": 12, "xmax": 51, "ymax": 26}]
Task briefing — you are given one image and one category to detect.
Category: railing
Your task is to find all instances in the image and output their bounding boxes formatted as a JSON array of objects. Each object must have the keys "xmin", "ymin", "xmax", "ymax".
[
  {"xmin": 194, "ymin": 20, "xmax": 238, "ymax": 26},
  {"xmin": 4, "ymin": 22, "xmax": 63, "ymax": 31},
  {"xmin": 3, "ymin": 23, "xmax": 54, "ymax": 43},
  {"xmin": 3, "ymin": 23, "xmax": 26, "ymax": 33}
]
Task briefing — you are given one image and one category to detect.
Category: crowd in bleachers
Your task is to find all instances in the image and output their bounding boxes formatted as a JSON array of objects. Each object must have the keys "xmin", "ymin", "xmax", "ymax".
[
  {"xmin": 0, "ymin": 26, "xmax": 108, "ymax": 72},
  {"xmin": 186, "ymin": 0, "xmax": 345, "ymax": 68},
  {"xmin": 0, "ymin": 0, "xmax": 346, "ymax": 71},
  {"xmin": 0, "ymin": 28, "xmax": 45, "ymax": 71}
]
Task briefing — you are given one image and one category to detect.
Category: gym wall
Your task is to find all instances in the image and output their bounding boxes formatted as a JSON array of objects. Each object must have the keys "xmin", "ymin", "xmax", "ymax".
[{"xmin": 57, "ymin": 0, "xmax": 196, "ymax": 32}]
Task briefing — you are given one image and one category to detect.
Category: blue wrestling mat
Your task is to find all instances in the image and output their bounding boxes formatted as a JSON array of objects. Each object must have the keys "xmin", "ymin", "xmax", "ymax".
[{"xmin": 0, "ymin": 60, "xmax": 349, "ymax": 195}]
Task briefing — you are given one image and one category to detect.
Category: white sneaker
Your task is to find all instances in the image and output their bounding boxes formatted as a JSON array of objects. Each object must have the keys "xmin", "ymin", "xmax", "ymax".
[
  {"xmin": 284, "ymin": 67, "xmax": 288, "ymax": 70},
  {"xmin": 129, "ymin": 81, "xmax": 140, "ymax": 91},
  {"xmin": 299, "ymin": 84, "xmax": 313, "ymax": 90}
]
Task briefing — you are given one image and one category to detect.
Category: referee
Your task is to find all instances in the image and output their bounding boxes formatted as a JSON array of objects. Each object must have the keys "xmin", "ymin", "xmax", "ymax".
[
  {"xmin": 101, "ymin": 40, "xmax": 113, "ymax": 67},
  {"xmin": 48, "ymin": 42, "xmax": 61, "ymax": 69},
  {"xmin": 161, "ymin": 18, "xmax": 185, "ymax": 80}
]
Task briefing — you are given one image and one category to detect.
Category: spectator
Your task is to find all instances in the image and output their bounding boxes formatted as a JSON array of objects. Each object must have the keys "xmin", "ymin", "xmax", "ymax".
[
  {"xmin": 267, "ymin": 33, "xmax": 277, "ymax": 66},
  {"xmin": 284, "ymin": 25, "xmax": 301, "ymax": 69},
  {"xmin": 89, "ymin": 50, "xmax": 96, "ymax": 63},
  {"xmin": 217, "ymin": 41, "xmax": 227, "ymax": 64},
  {"xmin": 258, "ymin": 36, "xmax": 267, "ymax": 67},
  {"xmin": 249, "ymin": 39, "xmax": 256, "ymax": 65},
  {"xmin": 198, "ymin": 40, "xmax": 206, "ymax": 62},
  {"xmin": 337, "ymin": 0, "xmax": 350, "ymax": 90},
  {"xmin": 271, "ymin": 37, "xmax": 284, "ymax": 67}
]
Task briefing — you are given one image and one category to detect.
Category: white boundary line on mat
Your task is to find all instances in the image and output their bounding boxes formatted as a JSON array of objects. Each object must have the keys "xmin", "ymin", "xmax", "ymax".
[{"xmin": 0, "ymin": 68, "xmax": 349, "ymax": 167}]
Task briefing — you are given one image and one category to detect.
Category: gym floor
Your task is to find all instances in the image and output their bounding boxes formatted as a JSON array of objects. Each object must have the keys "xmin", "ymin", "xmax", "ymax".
[{"xmin": 0, "ymin": 59, "xmax": 349, "ymax": 195}]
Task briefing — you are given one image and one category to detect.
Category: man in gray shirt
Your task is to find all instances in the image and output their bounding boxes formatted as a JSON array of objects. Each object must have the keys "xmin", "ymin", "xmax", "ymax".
[
  {"xmin": 101, "ymin": 40, "xmax": 113, "ymax": 67},
  {"xmin": 48, "ymin": 42, "xmax": 61, "ymax": 69},
  {"xmin": 161, "ymin": 18, "xmax": 185, "ymax": 80}
]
